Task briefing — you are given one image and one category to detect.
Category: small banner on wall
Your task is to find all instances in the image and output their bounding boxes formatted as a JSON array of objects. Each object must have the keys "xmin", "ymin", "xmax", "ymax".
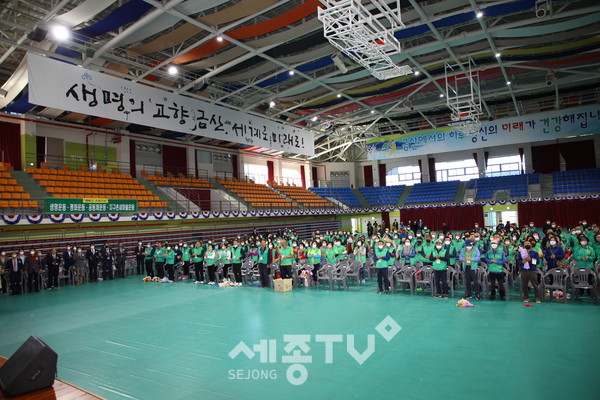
[
  {"xmin": 366, "ymin": 104, "xmax": 600, "ymax": 160},
  {"xmin": 45, "ymin": 198, "xmax": 137, "ymax": 213},
  {"xmin": 27, "ymin": 53, "xmax": 314, "ymax": 156}
]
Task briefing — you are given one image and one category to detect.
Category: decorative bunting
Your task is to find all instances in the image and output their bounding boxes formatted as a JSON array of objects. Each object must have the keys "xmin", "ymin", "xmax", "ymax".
[
  {"xmin": 153, "ymin": 212, "xmax": 164, "ymax": 220},
  {"xmin": 212, "ymin": 211, "xmax": 220, "ymax": 218},
  {"xmin": 202, "ymin": 211, "xmax": 211, "ymax": 218},
  {"xmin": 1, "ymin": 214, "xmax": 21, "ymax": 225},
  {"xmin": 166, "ymin": 212, "xmax": 177, "ymax": 219},
  {"xmin": 222, "ymin": 211, "xmax": 230, "ymax": 217},
  {"xmin": 232, "ymin": 210, "xmax": 239, "ymax": 217},
  {"xmin": 191, "ymin": 211, "xmax": 200, "ymax": 219},
  {"xmin": 88, "ymin": 213, "xmax": 102, "ymax": 222},
  {"xmin": 178, "ymin": 212, "xmax": 188, "ymax": 219},
  {"xmin": 49, "ymin": 214, "xmax": 66, "ymax": 223},
  {"xmin": 137, "ymin": 212, "xmax": 149, "ymax": 220},
  {"xmin": 107, "ymin": 213, "xmax": 120, "ymax": 221},
  {"xmin": 240, "ymin": 211, "xmax": 248, "ymax": 217},
  {"xmin": 26, "ymin": 214, "xmax": 44, "ymax": 224},
  {"xmin": 69, "ymin": 213, "xmax": 85, "ymax": 223}
]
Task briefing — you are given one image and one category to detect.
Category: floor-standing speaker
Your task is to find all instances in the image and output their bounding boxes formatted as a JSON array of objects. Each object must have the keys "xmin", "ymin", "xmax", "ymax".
[{"xmin": 0, "ymin": 335, "xmax": 58, "ymax": 396}]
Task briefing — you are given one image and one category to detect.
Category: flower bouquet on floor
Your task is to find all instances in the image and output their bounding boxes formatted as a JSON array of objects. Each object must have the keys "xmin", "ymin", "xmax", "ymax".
[
  {"xmin": 142, "ymin": 276, "xmax": 152, "ymax": 282},
  {"xmin": 299, "ymin": 269, "xmax": 312, "ymax": 287},
  {"xmin": 456, "ymin": 298, "xmax": 474, "ymax": 308},
  {"xmin": 218, "ymin": 279, "xmax": 236, "ymax": 288}
]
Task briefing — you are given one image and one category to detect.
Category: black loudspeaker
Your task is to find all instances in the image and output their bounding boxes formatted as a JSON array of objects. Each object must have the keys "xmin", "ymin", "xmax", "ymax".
[{"xmin": 0, "ymin": 336, "xmax": 58, "ymax": 396}]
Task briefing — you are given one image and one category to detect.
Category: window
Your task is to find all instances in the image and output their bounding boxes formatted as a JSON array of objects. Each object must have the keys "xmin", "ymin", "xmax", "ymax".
[
  {"xmin": 436, "ymin": 159, "xmax": 478, "ymax": 182},
  {"xmin": 243, "ymin": 163, "xmax": 268, "ymax": 184},
  {"xmin": 387, "ymin": 165, "xmax": 421, "ymax": 186},
  {"xmin": 281, "ymin": 168, "xmax": 302, "ymax": 186},
  {"xmin": 485, "ymin": 155, "xmax": 522, "ymax": 177}
]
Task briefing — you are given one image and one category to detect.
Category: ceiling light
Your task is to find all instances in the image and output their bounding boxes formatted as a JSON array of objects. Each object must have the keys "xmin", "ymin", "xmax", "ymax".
[
  {"xmin": 414, "ymin": 70, "xmax": 420, "ymax": 76},
  {"xmin": 370, "ymin": 110, "xmax": 375, "ymax": 114},
  {"xmin": 495, "ymin": 52, "xmax": 501, "ymax": 58},
  {"xmin": 476, "ymin": 11, "xmax": 484, "ymax": 18},
  {"xmin": 439, "ymin": 93, "xmax": 445, "ymax": 98},
  {"xmin": 51, "ymin": 25, "xmax": 70, "ymax": 41},
  {"xmin": 337, "ymin": 94, "xmax": 342, "ymax": 98},
  {"xmin": 311, "ymin": 116, "xmax": 318, "ymax": 121},
  {"xmin": 289, "ymin": 70, "xmax": 295, "ymax": 76},
  {"xmin": 216, "ymin": 36, "xmax": 223, "ymax": 42},
  {"xmin": 269, "ymin": 101, "xmax": 276, "ymax": 108},
  {"xmin": 167, "ymin": 66, "xmax": 178, "ymax": 75},
  {"xmin": 506, "ymin": 81, "xmax": 511, "ymax": 85}
]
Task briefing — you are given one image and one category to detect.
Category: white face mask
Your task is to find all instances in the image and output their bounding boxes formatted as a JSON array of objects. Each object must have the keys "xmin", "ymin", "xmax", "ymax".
[
  {"xmin": 435, "ymin": 246, "xmax": 442, "ymax": 250},
  {"xmin": 183, "ymin": 244, "xmax": 188, "ymax": 247},
  {"xmin": 312, "ymin": 244, "xmax": 317, "ymax": 248},
  {"xmin": 91, "ymin": 246, "xmax": 95, "ymax": 249},
  {"xmin": 416, "ymin": 234, "xmax": 421, "ymax": 237},
  {"xmin": 19, "ymin": 251, "xmax": 24, "ymax": 255},
  {"xmin": 475, "ymin": 237, "xmax": 480, "ymax": 241},
  {"xmin": 404, "ymin": 242, "xmax": 411, "ymax": 246},
  {"xmin": 581, "ymin": 241, "xmax": 588, "ymax": 246},
  {"xmin": 167, "ymin": 247, "xmax": 171, "ymax": 250},
  {"xmin": 505, "ymin": 242, "xmax": 510, "ymax": 246},
  {"xmin": 67, "ymin": 247, "xmax": 71, "ymax": 250},
  {"xmin": 491, "ymin": 244, "xmax": 498, "ymax": 249},
  {"xmin": 550, "ymin": 240, "xmax": 557, "ymax": 245},
  {"xmin": 466, "ymin": 246, "xmax": 473, "ymax": 251},
  {"xmin": 408, "ymin": 236, "xmax": 413, "ymax": 239},
  {"xmin": 444, "ymin": 241, "xmax": 451, "ymax": 245},
  {"xmin": 386, "ymin": 243, "xmax": 391, "ymax": 247},
  {"xmin": 30, "ymin": 251, "xmax": 35, "ymax": 255},
  {"xmin": 138, "ymin": 242, "xmax": 142, "ymax": 246},
  {"xmin": 378, "ymin": 245, "xmax": 384, "ymax": 250}
]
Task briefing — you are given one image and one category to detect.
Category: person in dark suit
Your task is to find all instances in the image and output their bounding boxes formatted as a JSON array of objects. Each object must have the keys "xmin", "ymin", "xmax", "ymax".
[
  {"xmin": 134, "ymin": 241, "xmax": 144, "ymax": 275},
  {"xmin": 86, "ymin": 243, "xmax": 100, "ymax": 282},
  {"xmin": 45, "ymin": 248, "xmax": 60, "ymax": 289},
  {"xmin": 115, "ymin": 242, "xmax": 127, "ymax": 278},
  {"xmin": 24, "ymin": 249, "xmax": 43, "ymax": 292},
  {"xmin": 4, "ymin": 251, "xmax": 24, "ymax": 294},
  {"xmin": 62, "ymin": 245, "xmax": 74, "ymax": 277},
  {"xmin": 101, "ymin": 241, "xmax": 114, "ymax": 280}
]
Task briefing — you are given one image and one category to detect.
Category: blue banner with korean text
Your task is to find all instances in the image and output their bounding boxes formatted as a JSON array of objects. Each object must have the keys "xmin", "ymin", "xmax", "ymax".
[
  {"xmin": 366, "ymin": 104, "xmax": 600, "ymax": 160},
  {"xmin": 27, "ymin": 53, "xmax": 314, "ymax": 156}
]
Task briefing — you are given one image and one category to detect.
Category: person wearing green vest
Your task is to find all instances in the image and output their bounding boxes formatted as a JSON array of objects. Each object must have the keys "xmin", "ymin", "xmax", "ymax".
[
  {"xmin": 334, "ymin": 240, "xmax": 346, "ymax": 262},
  {"xmin": 163, "ymin": 245, "xmax": 176, "ymax": 282},
  {"xmin": 144, "ymin": 243, "xmax": 155, "ymax": 277},
  {"xmin": 400, "ymin": 239, "xmax": 416, "ymax": 266},
  {"xmin": 220, "ymin": 243, "xmax": 232, "ymax": 282},
  {"xmin": 484, "ymin": 242, "xmax": 507, "ymax": 300},
  {"xmin": 432, "ymin": 240, "xmax": 449, "ymax": 298},
  {"xmin": 276, "ymin": 240, "xmax": 294, "ymax": 279},
  {"xmin": 418, "ymin": 236, "xmax": 435, "ymax": 265},
  {"xmin": 459, "ymin": 241, "xmax": 481, "ymax": 300},
  {"xmin": 385, "ymin": 241, "xmax": 396, "ymax": 267},
  {"xmin": 353, "ymin": 240, "xmax": 367, "ymax": 283},
  {"xmin": 257, "ymin": 240, "xmax": 271, "ymax": 288},
  {"xmin": 373, "ymin": 240, "xmax": 391, "ymax": 294},
  {"xmin": 153, "ymin": 242, "xmax": 166, "ymax": 279},
  {"xmin": 181, "ymin": 242, "xmax": 192, "ymax": 279},
  {"xmin": 204, "ymin": 245, "xmax": 217, "ymax": 284},
  {"xmin": 231, "ymin": 240, "xmax": 246, "ymax": 286},
  {"xmin": 591, "ymin": 233, "xmax": 600, "ymax": 262},
  {"xmin": 324, "ymin": 242, "xmax": 338, "ymax": 266},
  {"xmin": 192, "ymin": 241, "xmax": 204, "ymax": 284},
  {"xmin": 574, "ymin": 236, "xmax": 596, "ymax": 269},
  {"xmin": 307, "ymin": 241, "xmax": 322, "ymax": 283}
]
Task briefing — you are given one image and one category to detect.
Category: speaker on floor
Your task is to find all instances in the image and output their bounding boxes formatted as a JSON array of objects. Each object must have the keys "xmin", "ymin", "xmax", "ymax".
[{"xmin": 0, "ymin": 335, "xmax": 57, "ymax": 396}]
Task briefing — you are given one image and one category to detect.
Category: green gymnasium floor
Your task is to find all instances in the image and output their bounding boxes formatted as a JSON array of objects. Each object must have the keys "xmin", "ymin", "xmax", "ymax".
[{"xmin": 0, "ymin": 278, "xmax": 598, "ymax": 400}]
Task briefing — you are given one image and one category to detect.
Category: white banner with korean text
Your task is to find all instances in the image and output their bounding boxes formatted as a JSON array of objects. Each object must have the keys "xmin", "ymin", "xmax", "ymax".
[
  {"xmin": 366, "ymin": 104, "xmax": 600, "ymax": 160},
  {"xmin": 27, "ymin": 53, "xmax": 314, "ymax": 156}
]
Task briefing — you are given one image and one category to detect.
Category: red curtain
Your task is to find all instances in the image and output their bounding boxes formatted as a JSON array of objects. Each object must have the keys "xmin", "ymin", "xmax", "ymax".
[
  {"xmin": 532, "ymin": 144, "xmax": 560, "ymax": 173},
  {"xmin": 518, "ymin": 198, "xmax": 600, "ymax": 227},
  {"xmin": 363, "ymin": 165, "xmax": 373, "ymax": 187},
  {"xmin": 378, "ymin": 163, "xmax": 387, "ymax": 186},
  {"xmin": 400, "ymin": 204, "xmax": 484, "ymax": 231},
  {"xmin": 559, "ymin": 140, "xmax": 595, "ymax": 170},
  {"xmin": 267, "ymin": 160, "xmax": 274, "ymax": 183},
  {"xmin": 0, "ymin": 121, "xmax": 21, "ymax": 170},
  {"xmin": 162, "ymin": 145, "xmax": 187, "ymax": 175},
  {"xmin": 311, "ymin": 166, "xmax": 318, "ymax": 187},
  {"xmin": 232, "ymin": 154, "xmax": 239, "ymax": 179},
  {"xmin": 129, "ymin": 139, "xmax": 136, "ymax": 177},
  {"xmin": 36, "ymin": 135, "xmax": 46, "ymax": 168}
]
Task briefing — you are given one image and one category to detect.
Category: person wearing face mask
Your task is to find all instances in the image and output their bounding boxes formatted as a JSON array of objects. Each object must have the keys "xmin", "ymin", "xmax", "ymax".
[
  {"xmin": 334, "ymin": 240, "xmax": 347, "ymax": 262},
  {"xmin": 323, "ymin": 242, "xmax": 338, "ymax": 266},
  {"xmin": 143, "ymin": 243, "xmax": 155, "ymax": 278},
  {"xmin": 353, "ymin": 240, "xmax": 367, "ymax": 284},
  {"xmin": 204, "ymin": 245, "xmax": 217, "ymax": 285},
  {"xmin": 180, "ymin": 242, "xmax": 192, "ymax": 280},
  {"xmin": 485, "ymin": 241, "xmax": 507, "ymax": 301},
  {"xmin": 401, "ymin": 239, "xmax": 416, "ymax": 266},
  {"xmin": 418, "ymin": 235, "xmax": 435, "ymax": 265},
  {"xmin": 134, "ymin": 242, "xmax": 145, "ymax": 275},
  {"xmin": 115, "ymin": 242, "xmax": 127, "ymax": 279},
  {"xmin": 374, "ymin": 240, "xmax": 391, "ymax": 294},
  {"xmin": 62, "ymin": 245, "xmax": 74, "ymax": 277},
  {"xmin": 543, "ymin": 236, "xmax": 565, "ymax": 269},
  {"xmin": 101, "ymin": 241, "xmax": 114, "ymax": 280},
  {"xmin": 385, "ymin": 240, "xmax": 396, "ymax": 268},
  {"xmin": 153, "ymin": 242, "xmax": 166, "ymax": 279},
  {"xmin": 73, "ymin": 246, "xmax": 87, "ymax": 285},
  {"xmin": 459, "ymin": 240, "xmax": 481, "ymax": 300},
  {"xmin": 306, "ymin": 241, "xmax": 322, "ymax": 284},
  {"xmin": 256, "ymin": 240, "xmax": 272, "ymax": 288},
  {"xmin": 85, "ymin": 243, "xmax": 100, "ymax": 282},
  {"xmin": 220, "ymin": 243, "xmax": 232, "ymax": 282},
  {"xmin": 517, "ymin": 240, "xmax": 541, "ymax": 303},
  {"xmin": 192, "ymin": 241, "xmax": 205, "ymax": 284},
  {"xmin": 45, "ymin": 248, "xmax": 60, "ymax": 289},
  {"xmin": 574, "ymin": 236, "xmax": 595, "ymax": 269},
  {"xmin": 432, "ymin": 240, "xmax": 449, "ymax": 298},
  {"xmin": 591, "ymin": 233, "xmax": 600, "ymax": 260},
  {"xmin": 274, "ymin": 240, "xmax": 294, "ymax": 280},
  {"xmin": 26, "ymin": 249, "xmax": 44, "ymax": 292},
  {"xmin": 231, "ymin": 240, "xmax": 246, "ymax": 286},
  {"xmin": 163, "ymin": 244, "xmax": 176, "ymax": 282},
  {"xmin": 542, "ymin": 220, "xmax": 553, "ymax": 234},
  {"xmin": 4, "ymin": 252, "xmax": 24, "ymax": 295}
]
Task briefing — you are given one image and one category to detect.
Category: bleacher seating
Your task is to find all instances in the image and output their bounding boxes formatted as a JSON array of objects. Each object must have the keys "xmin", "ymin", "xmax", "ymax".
[
  {"xmin": 218, "ymin": 178, "xmax": 296, "ymax": 208},
  {"xmin": 309, "ymin": 187, "xmax": 362, "ymax": 207},
  {"xmin": 468, "ymin": 174, "xmax": 539, "ymax": 200},
  {"xmin": 272, "ymin": 184, "xmax": 333, "ymax": 207},
  {"xmin": 359, "ymin": 185, "xmax": 405, "ymax": 206},
  {"xmin": 405, "ymin": 181, "xmax": 460, "ymax": 204},
  {"xmin": 28, "ymin": 167, "xmax": 167, "ymax": 208},
  {"xmin": 145, "ymin": 173, "xmax": 212, "ymax": 188},
  {"xmin": 0, "ymin": 163, "xmax": 37, "ymax": 208},
  {"xmin": 553, "ymin": 168, "xmax": 600, "ymax": 195}
]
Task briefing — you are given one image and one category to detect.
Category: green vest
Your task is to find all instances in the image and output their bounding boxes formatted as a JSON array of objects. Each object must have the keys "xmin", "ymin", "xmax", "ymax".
[
  {"xmin": 279, "ymin": 247, "xmax": 294, "ymax": 266},
  {"xmin": 144, "ymin": 247, "xmax": 153, "ymax": 259},
  {"xmin": 432, "ymin": 248, "xmax": 448, "ymax": 270},
  {"xmin": 258, "ymin": 247, "xmax": 269, "ymax": 264},
  {"xmin": 334, "ymin": 245, "xmax": 346, "ymax": 260},
  {"xmin": 324, "ymin": 248, "xmax": 337, "ymax": 265},
  {"xmin": 574, "ymin": 246, "xmax": 596, "ymax": 268},
  {"xmin": 306, "ymin": 248, "xmax": 321, "ymax": 264},
  {"xmin": 486, "ymin": 250, "xmax": 505, "ymax": 273},
  {"xmin": 375, "ymin": 248, "xmax": 389, "ymax": 269},
  {"xmin": 181, "ymin": 247, "xmax": 192, "ymax": 262},
  {"xmin": 231, "ymin": 246, "xmax": 243, "ymax": 263},
  {"xmin": 354, "ymin": 246, "xmax": 367, "ymax": 263},
  {"xmin": 165, "ymin": 249, "xmax": 175, "ymax": 264},
  {"xmin": 205, "ymin": 250, "xmax": 216, "ymax": 266},
  {"xmin": 155, "ymin": 248, "xmax": 166, "ymax": 262},
  {"xmin": 192, "ymin": 247, "xmax": 203, "ymax": 263}
]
